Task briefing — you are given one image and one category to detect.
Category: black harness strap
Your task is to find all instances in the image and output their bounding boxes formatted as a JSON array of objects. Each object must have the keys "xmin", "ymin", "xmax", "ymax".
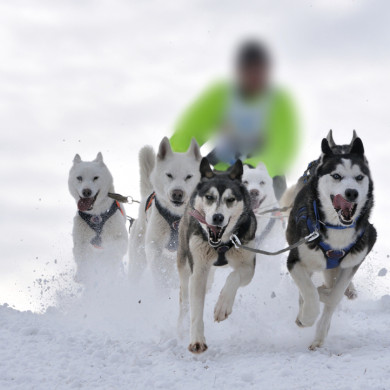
[
  {"xmin": 79, "ymin": 201, "xmax": 121, "ymax": 248},
  {"xmin": 145, "ymin": 192, "xmax": 181, "ymax": 251},
  {"xmin": 295, "ymin": 200, "xmax": 365, "ymax": 269},
  {"xmin": 213, "ymin": 242, "xmax": 235, "ymax": 267}
]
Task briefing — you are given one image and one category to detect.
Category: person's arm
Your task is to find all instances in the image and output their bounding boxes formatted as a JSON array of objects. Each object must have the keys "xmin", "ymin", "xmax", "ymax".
[
  {"xmin": 170, "ymin": 82, "xmax": 228, "ymax": 152},
  {"xmin": 245, "ymin": 90, "xmax": 299, "ymax": 177}
]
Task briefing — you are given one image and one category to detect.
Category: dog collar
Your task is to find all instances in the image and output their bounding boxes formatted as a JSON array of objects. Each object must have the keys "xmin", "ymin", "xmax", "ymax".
[
  {"xmin": 78, "ymin": 200, "xmax": 124, "ymax": 248},
  {"xmin": 189, "ymin": 209, "xmax": 235, "ymax": 267},
  {"xmin": 145, "ymin": 192, "xmax": 181, "ymax": 251},
  {"xmin": 295, "ymin": 200, "xmax": 365, "ymax": 269}
]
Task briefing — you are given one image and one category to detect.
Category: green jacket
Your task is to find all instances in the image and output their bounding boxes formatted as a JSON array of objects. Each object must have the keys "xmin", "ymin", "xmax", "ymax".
[{"xmin": 170, "ymin": 81, "xmax": 299, "ymax": 177}]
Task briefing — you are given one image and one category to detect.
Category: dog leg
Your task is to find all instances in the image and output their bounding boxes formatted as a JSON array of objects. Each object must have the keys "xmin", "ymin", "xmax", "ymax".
[
  {"xmin": 310, "ymin": 266, "xmax": 359, "ymax": 350},
  {"xmin": 214, "ymin": 259, "xmax": 255, "ymax": 322},
  {"xmin": 289, "ymin": 262, "xmax": 320, "ymax": 327},
  {"xmin": 323, "ymin": 268, "xmax": 357, "ymax": 300},
  {"xmin": 188, "ymin": 260, "xmax": 211, "ymax": 354},
  {"xmin": 128, "ymin": 221, "xmax": 148, "ymax": 282},
  {"xmin": 177, "ymin": 261, "xmax": 191, "ymax": 339}
]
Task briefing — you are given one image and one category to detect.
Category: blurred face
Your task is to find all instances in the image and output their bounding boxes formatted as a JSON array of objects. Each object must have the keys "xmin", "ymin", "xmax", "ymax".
[{"xmin": 237, "ymin": 63, "xmax": 269, "ymax": 96}]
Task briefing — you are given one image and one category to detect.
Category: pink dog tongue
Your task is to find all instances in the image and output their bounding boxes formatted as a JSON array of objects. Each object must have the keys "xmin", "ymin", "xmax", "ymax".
[
  {"xmin": 189, "ymin": 209, "xmax": 218, "ymax": 235},
  {"xmin": 332, "ymin": 194, "xmax": 353, "ymax": 218},
  {"xmin": 78, "ymin": 197, "xmax": 94, "ymax": 211}
]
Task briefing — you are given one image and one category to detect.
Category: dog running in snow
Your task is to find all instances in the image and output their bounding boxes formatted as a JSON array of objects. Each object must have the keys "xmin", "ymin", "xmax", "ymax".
[
  {"xmin": 286, "ymin": 134, "xmax": 376, "ymax": 350},
  {"xmin": 128, "ymin": 137, "xmax": 202, "ymax": 287},
  {"xmin": 68, "ymin": 153, "xmax": 128, "ymax": 285},
  {"xmin": 242, "ymin": 163, "xmax": 285, "ymax": 248},
  {"xmin": 281, "ymin": 130, "xmax": 363, "ymax": 300},
  {"xmin": 177, "ymin": 158, "xmax": 257, "ymax": 353}
]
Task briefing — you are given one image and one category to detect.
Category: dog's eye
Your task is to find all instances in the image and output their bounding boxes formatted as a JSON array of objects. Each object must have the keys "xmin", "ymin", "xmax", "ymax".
[
  {"xmin": 226, "ymin": 197, "xmax": 235, "ymax": 203},
  {"xmin": 331, "ymin": 173, "xmax": 342, "ymax": 181},
  {"xmin": 260, "ymin": 181, "xmax": 265, "ymax": 185},
  {"xmin": 205, "ymin": 195, "xmax": 215, "ymax": 201},
  {"xmin": 93, "ymin": 176, "xmax": 99, "ymax": 181},
  {"xmin": 166, "ymin": 173, "xmax": 173, "ymax": 179},
  {"xmin": 355, "ymin": 175, "xmax": 364, "ymax": 182},
  {"xmin": 77, "ymin": 176, "xmax": 82, "ymax": 182},
  {"xmin": 185, "ymin": 175, "xmax": 193, "ymax": 181}
]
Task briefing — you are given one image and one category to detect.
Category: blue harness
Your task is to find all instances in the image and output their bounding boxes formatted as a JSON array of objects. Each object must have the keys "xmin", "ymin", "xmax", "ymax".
[{"xmin": 295, "ymin": 200, "xmax": 365, "ymax": 269}]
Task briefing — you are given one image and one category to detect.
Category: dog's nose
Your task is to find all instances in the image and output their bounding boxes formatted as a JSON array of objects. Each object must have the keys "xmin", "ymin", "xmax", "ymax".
[
  {"xmin": 212, "ymin": 213, "xmax": 224, "ymax": 226},
  {"xmin": 345, "ymin": 188, "xmax": 358, "ymax": 202},
  {"xmin": 249, "ymin": 189, "xmax": 259, "ymax": 198},
  {"xmin": 171, "ymin": 189, "xmax": 184, "ymax": 202},
  {"xmin": 82, "ymin": 188, "xmax": 92, "ymax": 198}
]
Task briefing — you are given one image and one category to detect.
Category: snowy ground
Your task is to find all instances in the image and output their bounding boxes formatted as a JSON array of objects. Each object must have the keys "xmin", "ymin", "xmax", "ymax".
[{"xmin": 1, "ymin": 1, "xmax": 390, "ymax": 389}]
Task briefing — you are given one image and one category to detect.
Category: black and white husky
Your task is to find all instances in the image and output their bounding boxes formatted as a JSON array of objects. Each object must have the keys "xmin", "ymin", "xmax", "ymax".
[
  {"xmin": 177, "ymin": 158, "xmax": 257, "ymax": 353},
  {"xmin": 286, "ymin": 135, "xmax": 377, "ymax": 350}
]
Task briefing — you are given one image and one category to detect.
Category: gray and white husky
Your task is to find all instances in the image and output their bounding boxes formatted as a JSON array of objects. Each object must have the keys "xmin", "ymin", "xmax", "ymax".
[
  {"xmin": 68, "ymin": 153, "xmax": 128, "ymax": 285},
  {"xmin": 177, "ymin": 159, "xmax": 257, "ymax": 353},
  {"xmin": 286, "ymin": 135, "xmax": 377, "ymax": 350},
  {"xmin": 243, "ymin": 163, "xmax": 284, "ymax": 248},
  {"xmin": 128, "ymin": 137, "xmax": 202, "ymax": 287}
]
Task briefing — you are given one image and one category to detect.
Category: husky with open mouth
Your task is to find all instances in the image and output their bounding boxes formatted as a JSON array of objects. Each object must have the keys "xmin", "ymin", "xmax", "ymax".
[
  {"xmin": 68, "ymin": 153, "xmax": 128, "ymax": 285},
  {"xmin": 128, "ymin": 137, "xmax": 202, "ymax": 287},
  {"xmin": 177, "ymin": 158, "xmax": 257, "ymax": 353},
  {"xmin": 286, "ymin": 135, "xmax": 376, "ymax": 350},
  {"xmin": 281, "ymin": 130, "xmax": 364, "ymax": 300}
]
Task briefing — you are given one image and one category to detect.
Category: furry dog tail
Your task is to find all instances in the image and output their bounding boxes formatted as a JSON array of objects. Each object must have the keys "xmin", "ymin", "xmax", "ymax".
[{"xmin": 139, "ymin": 145, "xmax": 156, "ymax": 198}]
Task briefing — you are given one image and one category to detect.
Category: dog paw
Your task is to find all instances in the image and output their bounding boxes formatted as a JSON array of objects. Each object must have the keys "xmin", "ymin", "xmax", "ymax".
[
  {"xmin": 295, "ymin": 303, "xmax": 319, "ymax": 328},
  {"xmin": 295, "ymin": 318, "xmax": 305, "ymax": 328},
  {"xmin": 308, "ymin": 340, "xmax": 323, "ymax": 351},
  {"xmin": 344, "ymin": 286, "xmax": 358, "ymax": 300},
  {"xmin": 214, "ymin": 294, "xmax": 233, "ymax": 322},
  {"xmin": 188, "ymin": 342, "xmax": 208, "ymax": 354}
]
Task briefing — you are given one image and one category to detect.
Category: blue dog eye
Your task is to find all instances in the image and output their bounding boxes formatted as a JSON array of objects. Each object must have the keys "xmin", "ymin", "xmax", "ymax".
[
  {"xmin": 356, "ymin": 175, "xmax": 364, "ymax": 181},
  {"xmin": 331, "ymin": 174, "xmax": 341, "ymax": 180}
]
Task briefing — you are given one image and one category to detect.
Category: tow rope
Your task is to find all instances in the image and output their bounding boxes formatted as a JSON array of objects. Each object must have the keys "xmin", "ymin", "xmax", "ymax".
[
  {"xmin": 108, "ymin": 192, "xmax": 140, "ymax": 204},
  {"xmin": 230, "ymin": 230, "xmax": 319, "ymax": 256}
]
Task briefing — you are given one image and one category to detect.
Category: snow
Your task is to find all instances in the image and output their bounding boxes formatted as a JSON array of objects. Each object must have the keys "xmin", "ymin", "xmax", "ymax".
[
  {"xmin": 1, "ymin": 0, "xmax": 390, "ymax": 389},
  {"xmin": 1, "ymin": 259, "xmax": 390, "ymax": 389}
]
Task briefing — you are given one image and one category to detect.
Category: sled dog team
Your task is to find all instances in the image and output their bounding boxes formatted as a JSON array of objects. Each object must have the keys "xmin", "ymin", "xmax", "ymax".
[{"xmin": 68, "ymin": 131, "xmax": 376, "ymax": 353}]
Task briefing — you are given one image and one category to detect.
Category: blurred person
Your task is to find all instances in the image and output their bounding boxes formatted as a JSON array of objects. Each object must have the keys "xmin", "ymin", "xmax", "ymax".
[{"xmin": 170, "ymin": 40, "xmax": 299, "ymax": 199}]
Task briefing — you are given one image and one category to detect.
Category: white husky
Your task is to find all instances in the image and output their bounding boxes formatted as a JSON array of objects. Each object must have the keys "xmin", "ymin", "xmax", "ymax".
[
  {"xmin": 242, "ymin": 163, "xmax": 285, "ymax": 248},
  {"xmin": 128, "ymin": 137, "xmax": 201, "ymax": 287},
  {"xmin": 68, "ymin": 153, "xmax": 128, "ymax": 285}
]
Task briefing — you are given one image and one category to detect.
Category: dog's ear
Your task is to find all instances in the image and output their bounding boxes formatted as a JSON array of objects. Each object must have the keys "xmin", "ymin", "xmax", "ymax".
[
  {"xmin": 228, "ymin": 159, "xmax": 243, "ymax": 181},
  {"xmin": 350, "ymin": 130, "xmax": 358, "ymax": 146},
  {"xmin": 200, "ymin": 158, "xmax": 214, "ymax": 179},
  {"xmin": 73, "ymin": 154, "xmax": 82, "ymax": 163},
  {"xmin": 321, "ymin": 138, "xmax": 333, "ymax": 156},
  {"xmin": 187, "ymin": 138, "xmax": 202, "ymax": 161},
  {"xmin": 157, "ymin": 137, "xmax": 173, "ymax": 160},
  {"xmin": 256, "ymin": 162, "xmax": 267, "ymax": 172},
  {"xmin": 350, "ymin": 137, "xmax": 365, "ymax": 156},
  {"xmin": 326, "ymin": 130, "xmax": 336, "ymax": 148},
  {"xmin": 94, "ymin": 152, "xmax": 104, "ymax": 163}
]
